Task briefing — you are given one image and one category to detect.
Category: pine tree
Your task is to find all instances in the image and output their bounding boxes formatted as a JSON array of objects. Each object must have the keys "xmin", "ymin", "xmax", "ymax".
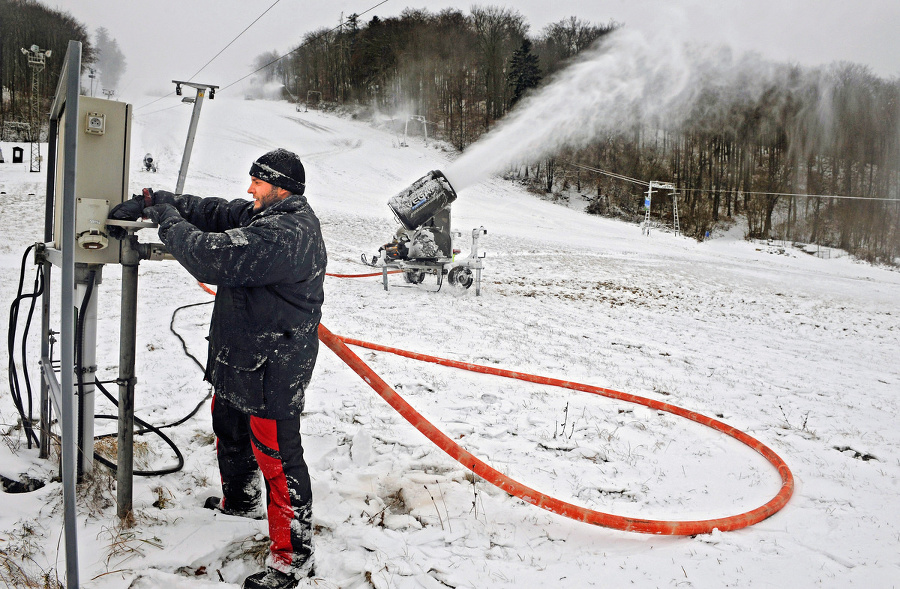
[{"xmin": 507, "ymin": 38, "xmax": 541, "ymax": 107}]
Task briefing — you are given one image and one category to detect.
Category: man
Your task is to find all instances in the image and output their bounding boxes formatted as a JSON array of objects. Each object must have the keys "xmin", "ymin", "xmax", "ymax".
[{"xmin": 110, "ymin": 148, "xmax": 326, "ymax": 589}]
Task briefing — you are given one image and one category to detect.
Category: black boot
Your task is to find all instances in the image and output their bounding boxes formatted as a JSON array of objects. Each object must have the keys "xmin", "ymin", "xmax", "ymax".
[
  {"xmin": 242, "ymin": 568, "xmax": 302, "ymax": 589},
  {"xmin": 203, "ymin": 496, "xmax": 265, "ymax": 520}
]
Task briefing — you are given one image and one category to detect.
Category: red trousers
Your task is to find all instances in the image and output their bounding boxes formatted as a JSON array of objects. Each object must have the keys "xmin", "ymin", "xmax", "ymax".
[{"xmin": 212, "ymin": 395, "xmax": 313, "ymax": 574}]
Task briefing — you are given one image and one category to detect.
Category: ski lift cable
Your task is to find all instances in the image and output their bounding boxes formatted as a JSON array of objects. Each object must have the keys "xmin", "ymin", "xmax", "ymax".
[
  {"xmin": 676, "ymin": 187, "xmax": 900, "ymax": 202},
  {"xmin": 218, "ymin": 0, "xmax": 391, "ymax": 93},
  {"xmin": 567, "ymin": 161, "xmax": 898, "ymax": 203},
  {"xmin": 135, "ymin": 0, "xmax": 285, "ymax": 112},
  {"xmin": 566, "ymin": 161, "xmax": 650, "ymax": 187},
  {"xmin": 136, "ymin": 103, "xmax": 183, "ymax": 119},
  {"xmin": 184, "ymin": 0, "xmax": 284, "ymax": 84},
  {"xmin": 136, "ymin": 0, "xmax": 389, "ymax": 112}
]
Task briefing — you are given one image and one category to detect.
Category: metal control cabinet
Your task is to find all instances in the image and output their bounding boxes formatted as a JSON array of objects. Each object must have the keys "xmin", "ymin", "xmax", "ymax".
[{"xmin": 53, "ymin": 96, "xmax": 132, "ymax": 264}]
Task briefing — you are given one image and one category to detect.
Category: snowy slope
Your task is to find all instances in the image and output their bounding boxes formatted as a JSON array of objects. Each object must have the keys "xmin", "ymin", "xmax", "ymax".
[{"xmin": 1, "ymin": 95, "xmax": 899, "ymax": 589}]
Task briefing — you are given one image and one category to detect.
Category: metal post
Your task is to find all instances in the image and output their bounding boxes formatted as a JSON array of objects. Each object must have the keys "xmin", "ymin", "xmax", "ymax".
[
  {"xmin": 39, "ymin": 258, "xmax": 52, "ymax": 458},
  {"xmin": 643, "ymin": 184, "xmax": 653, "ymax": 235},
  {"xmin": 58, "ymin": 40, "xmax": 81, "ymax": 589},
  {"xmin": 172, "ymin": 81, "xmax": 218, "ymax": 195},
  {"xmin": 75, "ymin": 266, "xmax": 101, "ymax": 477},
  {"xmin": 39, "ymin": 115, "xmax": 59, "ymax": 458},
  {"xmin": 116, "ymin": 235, "xmax": 140, "ymax": 519},
  {"xmin": 175, "ymin": 89, "xmax": 205, "ymax": 195}
]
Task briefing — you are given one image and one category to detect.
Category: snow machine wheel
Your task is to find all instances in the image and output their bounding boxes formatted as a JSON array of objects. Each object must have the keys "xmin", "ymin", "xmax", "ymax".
[
  {"xmin": 447, "ymin": 266, "xmax": 474, "ymax": 289},
  {"xmin": 403, "ymin": 269, "xmax": 426, "ymax": 284}
]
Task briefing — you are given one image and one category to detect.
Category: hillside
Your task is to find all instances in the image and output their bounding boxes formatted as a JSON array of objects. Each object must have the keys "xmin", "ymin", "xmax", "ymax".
[{"xmin": 1, "ymin": 95, "xmax": 899, "ymax": 588}]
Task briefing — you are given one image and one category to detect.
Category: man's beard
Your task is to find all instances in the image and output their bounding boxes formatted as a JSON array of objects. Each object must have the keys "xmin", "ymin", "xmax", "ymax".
[{"xmin": 255, "ymin": 185, "xmax": 282, "ymax": 211}]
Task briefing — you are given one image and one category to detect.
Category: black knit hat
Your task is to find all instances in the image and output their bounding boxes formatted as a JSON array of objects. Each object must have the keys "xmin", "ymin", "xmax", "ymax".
[{"xmin": 249, "ymin": 148, "xmax": 306, "ymax": 195}]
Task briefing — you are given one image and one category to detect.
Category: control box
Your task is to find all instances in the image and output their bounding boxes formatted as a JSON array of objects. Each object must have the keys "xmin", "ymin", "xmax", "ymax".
[{"xmin": 53, "ymin": 96, "xmax": 132, "ymax": 264}]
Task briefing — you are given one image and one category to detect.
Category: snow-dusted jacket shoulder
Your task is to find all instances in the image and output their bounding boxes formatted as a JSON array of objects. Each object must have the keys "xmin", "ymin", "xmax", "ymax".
[{"xmin": 154, "ymin": 191, "xmax": 327, "ymax": 419}]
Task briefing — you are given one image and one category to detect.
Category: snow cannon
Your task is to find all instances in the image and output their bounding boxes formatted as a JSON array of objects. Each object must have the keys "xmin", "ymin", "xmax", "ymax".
[
  {"xmin": 388, "ymin": 169, "xmax": 457, "ymax": 231},
  {"xmin": 362, "ymin": 170, "xmax": 487, "ymax": 295}
]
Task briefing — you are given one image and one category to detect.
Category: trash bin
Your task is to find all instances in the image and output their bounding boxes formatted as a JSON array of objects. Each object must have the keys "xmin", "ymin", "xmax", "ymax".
[{"xmin": 12, "ymin": 146, "xmax": 24, "ymax": 163}]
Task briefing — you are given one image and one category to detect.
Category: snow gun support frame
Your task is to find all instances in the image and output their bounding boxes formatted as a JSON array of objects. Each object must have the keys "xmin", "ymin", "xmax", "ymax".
[{"xmin": 363, "ymin": 170, "xmax": 488, "ymax": 295}]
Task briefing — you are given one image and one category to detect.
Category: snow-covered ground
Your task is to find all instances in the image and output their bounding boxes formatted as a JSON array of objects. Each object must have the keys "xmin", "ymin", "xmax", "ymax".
[{"xmin": 1, "ymin": 96, "xmax": 899, "ymax": 588}]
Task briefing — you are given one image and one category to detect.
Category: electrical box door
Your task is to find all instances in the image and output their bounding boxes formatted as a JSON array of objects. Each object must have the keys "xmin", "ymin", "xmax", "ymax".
[{"xmin": 53, "ymin": 96, "xmax": 132, "ymax": 264}]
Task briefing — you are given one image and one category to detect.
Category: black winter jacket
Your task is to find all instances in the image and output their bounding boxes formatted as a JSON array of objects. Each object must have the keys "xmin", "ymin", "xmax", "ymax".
[{"xmin": 153, "ymin": 190, "xmax": 327, "ymax": 419}]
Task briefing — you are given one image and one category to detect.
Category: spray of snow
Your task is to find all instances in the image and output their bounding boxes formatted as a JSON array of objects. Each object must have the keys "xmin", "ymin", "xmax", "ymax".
[
  {"xmin": 244, "ymin": 80, "xmax": 290, "ymax": 101},
  {"xmin": 443, "ymin": 28, "xmax": 821, "ymax": 192}
]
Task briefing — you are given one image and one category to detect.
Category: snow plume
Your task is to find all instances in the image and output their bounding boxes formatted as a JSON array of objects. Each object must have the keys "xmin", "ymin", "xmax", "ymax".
[
  {"xmin": 245, "ymin": 80, "xmax": 289, "ymax": 101},
  {"xmin": 444, "ymin": 28, "xmax": 803, "ymax": 192}
]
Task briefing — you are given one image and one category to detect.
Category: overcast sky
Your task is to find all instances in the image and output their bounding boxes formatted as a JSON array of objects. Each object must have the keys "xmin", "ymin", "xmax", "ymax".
[{"xmin": 55, "ymin": 0, "xmax": 899, "ymax": 100}]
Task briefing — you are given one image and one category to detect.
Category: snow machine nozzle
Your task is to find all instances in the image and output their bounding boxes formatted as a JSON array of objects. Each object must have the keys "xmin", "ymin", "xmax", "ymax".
[{"xmin": 388, "ymin": 170, "xmax": 457, "ymax": 231}]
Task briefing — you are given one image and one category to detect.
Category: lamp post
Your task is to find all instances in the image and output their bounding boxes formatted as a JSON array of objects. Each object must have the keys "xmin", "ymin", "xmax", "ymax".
[{"xmin": 21, "ymin": 44, "xmax": 52, "ymax": 172}]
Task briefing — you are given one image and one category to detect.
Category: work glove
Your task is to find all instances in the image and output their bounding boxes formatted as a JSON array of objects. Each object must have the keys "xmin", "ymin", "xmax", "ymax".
[
  {"xmin": 150, "ymin": 189, "xmax": 178, "ymax": 207},
  {"xmin": 143, "ymin": 203, "xmax": 182, "ymax": 228},
  {"xmin": 107, "ymin": 193, "xmax": 147, "ymax": 239}
]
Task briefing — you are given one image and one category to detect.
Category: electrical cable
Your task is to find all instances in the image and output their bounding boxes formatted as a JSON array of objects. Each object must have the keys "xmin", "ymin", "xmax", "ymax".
[
  {"xmin": 91, "ymin": 381, "xmax": 184, "ymax": 476},
  {"xmin": 566, "ymin": 161, "xmax": 650, "ymax": 187},
  {"xmin": 677, "ymin": 187, "xmax": 900, "ymax": 202},
  {"xmin": 86, "ymin": 299, "xmax": 218, "ymax": 475},
  {"xmin": 3, "ymin": 244, "xmax": 210, "ymax": 476},
  {"xmin": 185, "ymin": 0, "xmax": 284, "ymax": 83},
  {"xmin": 77, "ymin": 299, "xmax": 214, "ymax": 476},
  {"xmin": 218, "ymin": 0, "xmax": 391, "ymax": 93},
  {"xmin": 137, "ymin": 0, "xmax": 390, "ymax": 111},
  {"xmin": 566, "ymin": 160, "xmax": 900, "ymax": 202},
  {"xmin": 318, "ymin": 325, "xmax": 794, "ymax": 535},
  {"xmin": 19, "ymin": 256, "xmax": 44, "ymax": 448},
  {"xmin": 6, "ymin": 244, "xmax": 43, "ymax": 449}
]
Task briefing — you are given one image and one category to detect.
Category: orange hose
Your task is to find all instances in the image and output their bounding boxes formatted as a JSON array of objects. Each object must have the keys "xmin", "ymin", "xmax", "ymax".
[
  {"xmin": 325, "ymin": 270, "xmax": 403, "ymax": 278},
  {"xmin": 197, "ymin": 282, "xmax": 217, "ymax": 296},
  {"xmin": 196, "ymin": 281, "xmax": 793, "ymax": 533},
  {"xmin": 318, "ymin": 325, "xmax": 794, "ymax": 535}
]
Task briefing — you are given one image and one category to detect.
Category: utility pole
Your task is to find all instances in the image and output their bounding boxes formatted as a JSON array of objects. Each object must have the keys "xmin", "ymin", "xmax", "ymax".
[
  {"xmin": 172, "ymin": 80, "xmax": 218, "ymax": 194},
  {"xmin": 21, "ymin": 44, "xmax": 52, "ymax": 172},
  {"xmin": 643, "ymin": 181, "xmax": 675, "ymax": 236}
]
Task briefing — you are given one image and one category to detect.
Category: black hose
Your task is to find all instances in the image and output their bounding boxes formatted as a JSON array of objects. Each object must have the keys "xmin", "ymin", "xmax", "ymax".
[
  {"xmin": 169, "ymin": 301, "xmax": 213, "ymax": 372},
  {"xmin": 7, "ymin": 244, "xmax": 42, "ymax": 448},
  {"xmin": 91, "ymin": 381, "xmax": 184, "ymax": 476},
  {"xmin": 7, "ymin": 243, "xmax": 213, "ymax": 477},
  {"xmin": 20, "ymin": 264, "xmax": 44, "ymax": 447},
  {"xmin": 84, "ymin": 301, "xmax": 213, "ymax": 476}
]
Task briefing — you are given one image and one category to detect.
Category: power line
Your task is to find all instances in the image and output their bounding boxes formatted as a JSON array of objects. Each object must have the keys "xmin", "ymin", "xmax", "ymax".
[
  {"xmin": 185, "ymin": 0, "xmax": 283, "ymax": 83},
  {"xmin": 137, "ymin": 103, "xmax": 183, "ymax": 118},
  {"xmin": 679, "ymin": 187, "xmax": 900, "ymax": 202},
  {"xmin": 219, "ymin": 0, "xmax": 390, "ymax": 93},
  {"xmin": 135, "ymin": 0, "xmax": 390, "ymax": 113},
  {"xmin": 566, "ymin": 161, "xmax": 649, "ymax": 187},
  {"xmin": 566, "ymin": 161, "xmax": 900, "ymax": 203},
  {"xmin": 136, "ymin": 0, "xmax": 288, "ymax": 111}
]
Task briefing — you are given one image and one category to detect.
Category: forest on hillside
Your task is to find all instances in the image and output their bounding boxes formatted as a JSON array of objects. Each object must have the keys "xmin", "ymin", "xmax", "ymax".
[
  {"xmin": 0, "ymin": 0, "xmax": 95, "ymax": 133},
  {"xmin": 2, "ymin": 1, "xmax": 898, "ymax": 262},
  {"xmin": 255, "ymin": 7, "xmax": 900, "ymax": 262}
]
